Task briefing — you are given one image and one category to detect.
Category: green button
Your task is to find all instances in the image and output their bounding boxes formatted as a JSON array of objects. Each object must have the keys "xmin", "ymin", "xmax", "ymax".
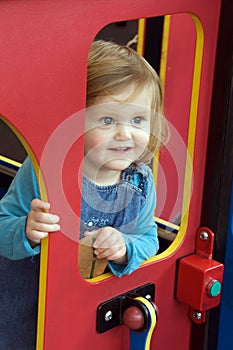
[{"xmin": 209, "ymin": 280, "xmax": 221, "ymax": 297}]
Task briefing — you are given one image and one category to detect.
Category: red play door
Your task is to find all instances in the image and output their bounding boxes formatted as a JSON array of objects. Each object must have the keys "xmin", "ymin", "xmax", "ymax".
[{"xmin": 0, "ymin": 0, "xmax": 222, "ymax": 349}]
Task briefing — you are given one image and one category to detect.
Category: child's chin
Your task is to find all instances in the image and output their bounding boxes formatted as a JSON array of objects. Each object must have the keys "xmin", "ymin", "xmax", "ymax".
[{"xmin": 105, "ymin": 159, "xmax": 133, "ymax": 171}]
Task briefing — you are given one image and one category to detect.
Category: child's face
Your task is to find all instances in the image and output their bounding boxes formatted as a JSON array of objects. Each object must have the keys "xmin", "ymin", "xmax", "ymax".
[{"xmin": 84, "ymin": 88, "xmax": 152, "ymax": 183}]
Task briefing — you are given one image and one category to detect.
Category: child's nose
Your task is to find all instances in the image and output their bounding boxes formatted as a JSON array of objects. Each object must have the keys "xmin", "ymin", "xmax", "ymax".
[{"xmin": 114, "ymin": 123, "xmax": 132, "ymax": 140}]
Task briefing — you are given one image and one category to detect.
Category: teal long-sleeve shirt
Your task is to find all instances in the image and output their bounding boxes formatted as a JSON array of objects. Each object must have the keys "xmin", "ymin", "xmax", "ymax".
[
  {"xmin": 0, "ymin": 158, "xmax": 40, "ymax": 260},
  {"xmin": 0, "ymin": 157, "xmax": 159, "ymax": 276}
]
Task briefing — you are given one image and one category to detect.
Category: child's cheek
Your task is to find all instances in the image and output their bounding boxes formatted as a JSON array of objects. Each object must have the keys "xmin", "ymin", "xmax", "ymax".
[{"xmin": 84, "ymin": 130, "xmax": 105, "ymax": 153}]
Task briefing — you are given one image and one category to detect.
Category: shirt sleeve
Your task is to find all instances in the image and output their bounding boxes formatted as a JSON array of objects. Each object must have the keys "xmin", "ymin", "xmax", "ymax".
[
  {"xmin": 108, "ymin": 172, "xmax": 159, "ymax": 277},
  {"xmin": 0, "ymin": 157, "xmax": 41, "ymax": 260}
]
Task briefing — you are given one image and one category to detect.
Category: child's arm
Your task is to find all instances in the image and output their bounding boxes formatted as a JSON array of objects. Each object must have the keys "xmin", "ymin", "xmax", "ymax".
[
  {"xmin": 108, "ymin": 173, "xmax": 159, "ymax": 277},
  {"xmin": 84, "ymin": 173, "xmax": 158, "ymax": 277},
  {"xmin": 0, "ymin": 158, "xmax": 60, "ymax": 259},
  {"xmin": 0, "ymin": 157, "xmax": 47, "ymax": 260}
]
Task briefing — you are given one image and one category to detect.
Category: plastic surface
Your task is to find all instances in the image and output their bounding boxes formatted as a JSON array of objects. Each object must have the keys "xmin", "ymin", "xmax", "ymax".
[{"xmin": 0, "ymin": 1, "xmax": 221, "ymax": 349}]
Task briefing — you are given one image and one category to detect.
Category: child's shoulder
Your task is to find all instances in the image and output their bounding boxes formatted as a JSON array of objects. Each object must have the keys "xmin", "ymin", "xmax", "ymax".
[{"xmin": 121, "ymin": 162, "xmax": 153, "ymax": 194}]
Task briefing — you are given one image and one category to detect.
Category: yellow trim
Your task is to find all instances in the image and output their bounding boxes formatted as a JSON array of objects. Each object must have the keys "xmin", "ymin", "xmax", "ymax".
[
  {"xmin": 151, "ymin": 14, "xmax": 204, "ymax": 259},
  {"xmin": 176, "ymin": 14, "xmax": 204, "ymax": 247},
  {"xmin": 0, "ymin": 155, "xmax": 22, "ymax": 168},
  {"xmin": 137, "ymin": 18, "xmax": 146, "ymax": 55},
  {"xmin": 36, "ymin": 163, "xmax": 49, "ymax": 349},
  {"xmin": 0, "ymin": 116, "xmax": 48, "ymax": 350},
  {"xmin": 86, "ymin": 271, "xmax": 113, "ymax": 283},
  {"xmin": 134, "ymin": 297, "xmax": 157, "ymax": 350},
  {"xmin": 36, "ymin": 238, "xmax": 48, "ymax": 350},
  {"xmin": 0, "ymin": 116, "xmax": 40, "ymax": 178}
]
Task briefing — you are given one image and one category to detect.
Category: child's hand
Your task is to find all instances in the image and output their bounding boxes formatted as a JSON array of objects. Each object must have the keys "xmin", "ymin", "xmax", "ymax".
[
  {"xmin": 26, "ymin": 199, "xmax": 60, "ymax": 246},
  {"xmin": 84, "ymin": 227, "xmax": 127, "ymax": 265}
]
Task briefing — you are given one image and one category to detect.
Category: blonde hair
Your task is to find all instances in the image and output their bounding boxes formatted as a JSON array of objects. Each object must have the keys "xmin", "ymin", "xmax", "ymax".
[{"xmin": 87, "ymin": 40, "xmax": 168, "ymax": 163}]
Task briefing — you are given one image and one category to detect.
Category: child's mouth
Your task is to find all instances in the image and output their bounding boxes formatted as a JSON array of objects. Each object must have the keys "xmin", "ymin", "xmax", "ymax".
[{"xmin": 109, "ymin": 147, "xmax": 132, "ymax": 154}]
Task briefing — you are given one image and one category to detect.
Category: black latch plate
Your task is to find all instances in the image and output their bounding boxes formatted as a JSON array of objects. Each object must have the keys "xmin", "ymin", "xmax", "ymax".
[{"xmin": 96, "ymin": 282, "xmax": 155, "ymax": 333}]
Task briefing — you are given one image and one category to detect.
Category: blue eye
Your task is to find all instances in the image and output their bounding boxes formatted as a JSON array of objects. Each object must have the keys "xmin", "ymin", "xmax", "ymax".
[
  {"xmin": 132, "ymin": 116, "xmax": 142, "ymax": 124},
  {"xmin": 100, "ymin": 116, "xmax": 114, "ymax": 125}
]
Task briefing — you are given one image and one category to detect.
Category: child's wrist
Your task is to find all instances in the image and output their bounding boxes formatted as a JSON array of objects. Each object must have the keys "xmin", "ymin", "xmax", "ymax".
[
  {"xmin": 112, "ymin": 251, "xmax": 128, "ymax": 265},
  {"xmin": 28, "ymin": 238, "xmax": 39, "ymax": 248}
]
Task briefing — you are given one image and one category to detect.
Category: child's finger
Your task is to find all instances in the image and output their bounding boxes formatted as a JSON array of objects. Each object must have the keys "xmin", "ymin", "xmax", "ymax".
[
  {"xmin": 92, "ymin": 228, "xmax": 113, "ymax": 248},
  {"xmin": 95, "ymin": 246, "xmax": 125, "ymax": 260},
  {"xmin": 83, "ymin": 230, "xmax": 97, "ymax": 237},
  {"xmin": 35, "ymin": 211, "xmax": 60, "ymax": 225},
  {"xmin": 31, "ymin": 198, "xmax": 50, "ymax": 212},
  {"xmin": 30, "ymin": 221, "xmax": 60, "ymax": 233},
  {"xmin": 28, "ymin": 230, "xmax": 49, "ymax": 243}
]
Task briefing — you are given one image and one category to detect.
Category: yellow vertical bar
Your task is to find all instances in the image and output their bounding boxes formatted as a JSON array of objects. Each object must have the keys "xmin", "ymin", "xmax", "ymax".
[
  {"xmin": 36, "ymin": 173, "xmax": 49, "ymax": 350},
  {"xmin": 36, "ymin": 238, "xmax": 48, "ymax": 350},
  {"xmin": 137, "ymin": 18, "xmax": 146, "ymax": 55}
]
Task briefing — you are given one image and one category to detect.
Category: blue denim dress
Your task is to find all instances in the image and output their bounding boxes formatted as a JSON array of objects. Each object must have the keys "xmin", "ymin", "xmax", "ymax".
[
  {"xmin": 81, "ymin": 163, "xmax": 149, "ymax": 236},
  {"xmin": 80, "ymin": 162, "xmax": 159, "ymax": 277}
]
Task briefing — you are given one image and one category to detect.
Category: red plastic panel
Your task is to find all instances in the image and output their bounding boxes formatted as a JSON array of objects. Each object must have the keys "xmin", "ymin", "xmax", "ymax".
[{"xmin": 0, "ymin": 1, "xmax": 221, "ymax": 349}]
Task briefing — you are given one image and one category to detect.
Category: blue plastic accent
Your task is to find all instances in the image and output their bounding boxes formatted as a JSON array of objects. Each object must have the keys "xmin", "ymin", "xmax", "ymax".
[
  {"xmin": 129, "ymin": 300, "xmax": 155, "ymax": 350},
  {"xmin": 129, "ymin": 316, "xmax": 152, "ymax": 350}
]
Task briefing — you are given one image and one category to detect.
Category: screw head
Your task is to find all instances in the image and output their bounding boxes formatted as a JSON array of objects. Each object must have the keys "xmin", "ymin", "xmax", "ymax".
[
  {"xmin": 104, "ymin": 310, "xmax": 113, "ymax": 322},
  {"xmin": 192, "ymin": 311, "xmax": 202, "ymax": 320},
  {"xmin": 200, "ymin": 231, "xmax": 209, "ymax": 240}
]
